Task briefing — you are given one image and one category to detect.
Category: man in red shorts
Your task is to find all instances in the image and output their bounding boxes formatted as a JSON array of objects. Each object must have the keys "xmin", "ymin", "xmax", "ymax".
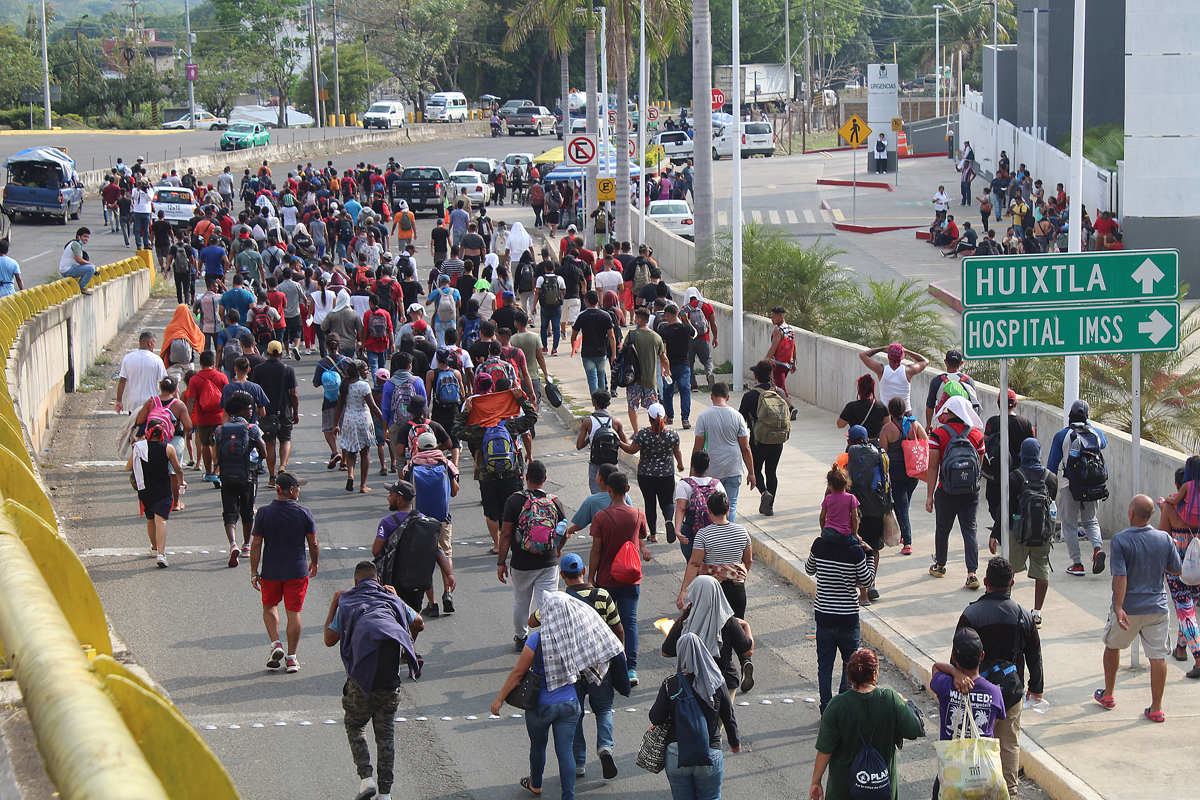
[
  {"xmin": 765, "ymin": 306, "xmax": 798, "ymax": 421},
  {"xmin": 250, "ymin": 471, "xmax": 318, "ymax": 674}
]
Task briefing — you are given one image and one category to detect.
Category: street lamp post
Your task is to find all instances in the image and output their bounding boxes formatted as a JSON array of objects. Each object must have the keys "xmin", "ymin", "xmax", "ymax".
[
  {"xmin": 598, "ymin": 6, "xmax": 608, "ymax": 181},
  {"xmin": 1065, "ymin": 0, "xmax": 1086, "ymax": 423},
  {"xmin": 39, "ymin": 0, "xmax": 51, "ymax": 129},
  {"xmin": 1022, "ymin": 7, "xmax": 1049, "ymax": 142},
  {"xmin": 986, "ymin": 1, "xmax": 997, "ymax": 170},
  {"xmin": 637, "ymin": 0, "xmax": 646, "ymax": 244},
  {"xmin": 183, "ymin": 0, "xmax": 195, "ymax": 129},
  {"xmin": 731, "ymin": 0, "xmax": 743, "ymax": 390},
  {"xmin": 933, "ymin": 5, "xmax": 942, "ymax": 119}
]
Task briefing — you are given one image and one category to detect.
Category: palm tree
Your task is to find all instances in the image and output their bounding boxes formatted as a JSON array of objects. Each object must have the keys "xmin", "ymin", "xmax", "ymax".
[
  {"xmin": 920, "ymin": 0, "xmax": 1015, "ymax": 75},
  {"xmin": 504, "ymin": 0, "xmax": 582, "ymax": 121},
  {"xmin": 827, "ymin": 278, "xmax": 954, "ymax": 358},
  {"xmin": 691, "ymin": 0, "xmax": 714, "ymax": 250}
]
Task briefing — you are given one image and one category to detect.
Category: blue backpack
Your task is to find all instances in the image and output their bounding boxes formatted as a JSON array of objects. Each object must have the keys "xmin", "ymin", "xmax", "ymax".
[
  {"xmin": 412, "ymin": 463, "xmax": 451, "ymax": 521},
  {"xmin": 321, "ymin": 356, "xmax": 348, "ymax": 403},
  {"xmin": 435, "ymin": 368, "xmax": 462, "ymax": 409},
  {"xmin": 673, "ymin": 675, "xmax": 715, "ymax": 768},
  {"xmin": 461, "ymin": 316, "xmax": 482, "ymax": 349},
  {"xmin": 482, "ymin": 424, "xmax": 516, "ymax": 474}
]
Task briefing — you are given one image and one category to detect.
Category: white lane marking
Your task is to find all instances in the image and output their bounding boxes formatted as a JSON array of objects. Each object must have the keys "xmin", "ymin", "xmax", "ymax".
[
  {"xmin": 819, "ymin": 210, "xmax": 832, "ymax": 223},
  {"xmin": 804, "ymin": 210, "xmax": 816, "ymax": 223},
  {"xmin": 751, "ymin": 210, "xmax": 762, "ymax": 223},
  {"xmin": 768, "ymin": 210, "xmax": 780, "ymax": 225},
  {"xmin": 785, "ymin": 210, "xmax": 798, "ymax": 224}
]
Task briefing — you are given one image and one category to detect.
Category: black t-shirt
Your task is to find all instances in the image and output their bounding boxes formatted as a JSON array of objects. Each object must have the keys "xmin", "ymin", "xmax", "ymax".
[
  {"xmin": 492, "ymin": 304, "xmax": 518, "ymax": 334},
  {"xmin": 555, "ymin": 259, "xmax": 584, "ymax": 299},
  {"xmin": 501, "ymin": 489, "xmax": 566, "ymax": 571},
  {"xmin": 117, "ymin": 196, "xmax": 133, "ymax": 216},
  {"xmin": 399, "ymin": 279, "xmax": 422, "ymax": 309},
  {"xmin": 657, "ymin": 320, "xmax": 695, "ymax": 366},
  {"xmin": 249, "ymin": 359, "xmax": 298, "ymax": 417},
  {"xmin": 467, "ymin": 339, "xmax": 494, "ymax": 366},
  {"xmin": 460, "ymin": 232, "xmax": 486, "ymax": 253},
  {"xmin": 573, "ymin": 307, "xmax": 615, "ymax": 359},
  {"xmin": 839, "ymin": 399, "xmax": 888, "ymax": 440},
  {"xmin": 984, "ymin": 413, "xmax": 1036, "ymax": 463},
  {"xmin": 623, "ymin": 255, "xmax": 652, "ymax": 283},
  {"xmin": 456, "ymin": 273, "xmax": 477, "ymax": 298},
  {"xmin": 152, "ymin": 219, "xmax": 174, "ymax": 248},
  {"xmin": 430, "ymin": 227, "xmax": 451, "ymax": 254},
  {"xmin": 636, "ymin": 281, "xmax": 671, "ymax": 309}
]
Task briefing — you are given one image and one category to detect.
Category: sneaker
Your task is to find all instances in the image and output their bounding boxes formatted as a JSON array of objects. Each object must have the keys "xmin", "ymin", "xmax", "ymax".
[
  {"xmin": 285, "ymin": 655, "xmax": 299, "ymax": 673},
  {"xmin": 789, "ymin": 406, "xmax": 798, "ymax": 421},
  {"xmin": 666, "ymin": 520, "xmax": 676, "ymax": 544},
  {"xmin": 241, "ymin": 544, "xmax": 251, "ymax": 557},
  {"xmin": 965, "ymin": 575, "xmax": 981, "ymax": 590},
  {"xmin": 1066, "ymin": 563, "xmax": 1086, "ymax": 576},
  {"xmin": 599, "ymin": 749, "xmax": 618, "ymax": 780},
  {"xmin": 867, "ymin": 587, "xmax": 880, "ymax": 601},
  {"xmin": 267, "ymin": 643, "xmax": 285, "ymax": 669},
  {"xmin": 211, "ymin": 476, "xmax": 221, "ymax": 489},
  {"xmin": 423, "ymin": 602, "xmax": 440, "ymax": 618},
  {"xmin": 706, "ymin": 373, "xmax": 715, "ymax": 390},
  {"xmin": 357, "ymin": 776, "xmax": 378, "ymax": 800},
  {"xmin": 575, "ymin": 765, "xmax": 586, "ymax": 778},
  {"xmin": 441, "ymin": 591, "xmax": 455, "ymax": 613},
  {"xmin": 227, "ymin": 547, "xmax": 240, "ymax": 568},
  {"xmin": 292, "ymin": 346, "xmax": 301, "ymax": 361},
  {"xmin": 551, "ymin": 349, "xmax": 558, "ymax": 356},
  {"xmin": 267, "ymin": 475, "xmax": 276, "ymax": 488},
  {"xmin": 1032, "ymin": 609, "xmax": 1042, "ymax": 628},
  {"xmin": 156, "ymin": 554, "xmax": 169, "ymax": 568},
  {"xmin": 148, "ymin": 548, "xmax": 158, "ymax": 559},
  {"xmin": 1093, "ymin": 547, "xmax": 1107, "ymax": 574},
  {"xmin": 929, "ymin": 562, "xmax": 947, "ymax": 578},
  {"xmin": 202, "ymin": 473, "xmax": 216, "ymax": 483},
  {"xmin": 759, "ymin": 491, "xmax": 774, "ymax": 516},
  {"xmin": 186, "ymin": 459, "xmax": 195, "ymax": 468},
  {"xmin": 628, "ymin": 670, "xmax": 639, "ymax": 687},
  {"xmin": 739, "ymin": 661, "xmax": 755, "ymax": 694},
  {"xmin": 513, "ymin": 634, "xmax": 527, "ymax": 651}
]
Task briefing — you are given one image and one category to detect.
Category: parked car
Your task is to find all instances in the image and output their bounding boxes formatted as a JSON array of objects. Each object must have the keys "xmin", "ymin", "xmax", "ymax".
[
  {"xmin": 712, "ymin": 120, "xmax": 775, "ymax": 159},
  {"xmin": 2, "ymin": 146, "xmax": 84, "ymax": 225},
  {"xmin": 651, "ymin": 130, "xmax": 694, "ymax": 164},
  {"xmin": 507, "ymin": 105, "xmax": 556, "ymax": 136},
  {"xmin": 394, "ymin": 166, "xmax": 450, "ymax": 213},
  {"xmin": 454, "ymin": 157, "xmax": 500, "ymax": 176},
  {"xmin": 162, "ymin": 111, "xmax": 227, "ymax": 130},
  {"xmin": 646, "ymin": 199, "xmax": 693, "ymax": 239},
  {"xmin": 448, "ymin": 171, "xmax": 494, "ymax": 206},
  {"xmin": 363, "ymin": 100, "xmax": 406, "ymax": 129},
  {"xmin": 554, "ymin": 115, "xmax": 588, "ymax": 139},
  {"xmin": 220, "ymin": 122, "xmax": 270, "ymax": 150},
  {"xmin": 151, "ymin": 187, "xmax": 197, "ymax": 230},
  {"xmin": 503, "ymin": 153, "xmax": 535, "ymax": 172},
  {"xmin": 498, "ymin": 99, "xmax": 534, "ymax": 121}
]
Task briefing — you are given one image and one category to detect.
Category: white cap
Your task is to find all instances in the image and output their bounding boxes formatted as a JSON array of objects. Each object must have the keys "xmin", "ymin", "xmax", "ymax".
[
  {"xmin": 647, "ymin": 402, "xmax": 666, "ymax": 419},
  {"xmin": 407, "ymin": 303, "xmax": 425, "ymax": 314}
]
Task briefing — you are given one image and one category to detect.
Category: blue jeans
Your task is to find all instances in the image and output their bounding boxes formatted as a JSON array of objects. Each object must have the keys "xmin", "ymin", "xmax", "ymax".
[
  {"xmin": 574, "ymin": 673, "xmax": 614, "ymax": 766},
  {"xmin": 602, "ymin": 583, "xmax": 640, "ymax": 670},
  {"xmin": 662, "ymin": 364, "xmax": 692, "ymax": 423},
  {"xmin": 540, "ymin": 306, "xmax": 562, "ymax": 351},
  {"xmin": 665, "ymin": 742, "xmax": 724, "ymax": 800},
  {"xmin": 816, "ymin": 621, "xmax": 861, "ymax": 712},
  {"xmin": 119, "ymin": 215, "xmax": 132, "ymax": 246},
  {"xmin": 433, "ymin": 319, "xmax": 454, "ymax": 348},
  {"xmin": 61, "ymin": 262, "xmax": 96, "ymax": 292},
  {"xmin": 680, "ymin": 522, "xmax": 695, "ymax": 561},
  {"xmin": 890, "ymin": 474, "xmax": 919, "ymax": 546},
  {"xmin": 719, "ymin": 476, "xmax": 742, "ymax": 522},
  {"xmin": 582, "ymin": 355, "xmax": 608, "ymax": 395},
  {"xmin": 526, "ymin": 699, "xmax": 581, "ymax": 800},
  {"xmin": 366, "ymin": 349, "xmax": 388, "ymax": 373},
  {"xmin": 132, "ymin": 212, "xmax": 152, "ymax": 249}
]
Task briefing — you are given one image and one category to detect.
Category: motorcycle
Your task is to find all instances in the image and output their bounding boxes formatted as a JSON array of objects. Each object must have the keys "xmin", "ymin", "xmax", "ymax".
[{"xmin": 490, "ymin": 122, "xmax": 502, "ymax": 138}]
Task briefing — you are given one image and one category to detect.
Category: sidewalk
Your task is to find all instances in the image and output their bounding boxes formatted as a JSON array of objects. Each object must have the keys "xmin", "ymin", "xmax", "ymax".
[{"xmin": 537, "ymin": 340, "xmax": 1190, "ymax": 800}]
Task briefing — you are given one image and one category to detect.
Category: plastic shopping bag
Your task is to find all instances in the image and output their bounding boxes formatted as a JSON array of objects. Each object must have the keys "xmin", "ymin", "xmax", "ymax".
[
  {"xmin": 934, "ymin": 694, "xmax": 1009, "ymax": 800},
  {"xmin": 883, "ymin": 511, "xmax": 901, "ymax": 548},
  {"xmin": 1182, "ymin": 537, "xmax": 1200, "ymax": 586},
  {"xmin": 902, "ymin": 434, "xmax": 929, "ymax": 480}
]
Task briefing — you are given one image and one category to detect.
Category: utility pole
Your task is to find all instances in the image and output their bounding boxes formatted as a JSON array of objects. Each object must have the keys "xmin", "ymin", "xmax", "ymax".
[
  {"xmin": 784, "ymin": 0, "xmax": 790, "ymax": 93},
  {"xmin": 933, "ymin": 4, "xmax": 942, "ymax": 119},
  {"xmin": 332, "ymin": 0, "xmax": 341, "ymax": 126},
  {"xmin": 819, "ymin": 0, "xmax": 825, "ymax": 92},
  {"xmin": 309, "ymin": 0, "xmax": 320, "ymax": 127},
  {"xmin": 362, "ymin": 27, "xmax": 371, "ymax": 106},
  {"xmin": 184, "ymin": 0, "xmax": 195, "ymax": 128},
  {"xmin": 803, "ymin": 3, "xmax": 810, "ymax": 136},
  {"xmin": 39, "ymin": 0, "xmax": 50, "ymax": 129},
  {"xmin": 1023, "ymin": 7, "xmax": 1050, "ymax": 141}
]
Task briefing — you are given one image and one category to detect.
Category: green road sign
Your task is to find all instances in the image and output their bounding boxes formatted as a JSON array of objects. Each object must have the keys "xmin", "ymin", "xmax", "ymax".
[
  {"xmin": 961, "ymin": 249, "xmax": 1179, "ymax": 309},
  {"xmin": 962, "ymin": 302, "xmax": 1180, "ymax": 359}
]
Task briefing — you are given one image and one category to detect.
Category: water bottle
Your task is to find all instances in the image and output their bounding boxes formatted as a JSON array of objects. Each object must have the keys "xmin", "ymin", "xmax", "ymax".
[
  {"xmin": 555, "ymin": 520, "xmax": 568, "ymax": 549},
  {"xmin": 250, "ymin": 449, "xmax": 263, "ymax": 476},
  {"xmin": 1023, "ymin": 695, "xmax": 1050, "ymax": 714},
  {"xmin": 1050, "ymin": 500, "xmax": 1061, "ymax": 543}
]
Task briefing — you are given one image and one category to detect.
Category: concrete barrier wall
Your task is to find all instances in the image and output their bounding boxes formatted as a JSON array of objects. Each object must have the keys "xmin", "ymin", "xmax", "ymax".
[{"xmin": 75, "ymin": 121, "xmax": 488, "ymax": 191}]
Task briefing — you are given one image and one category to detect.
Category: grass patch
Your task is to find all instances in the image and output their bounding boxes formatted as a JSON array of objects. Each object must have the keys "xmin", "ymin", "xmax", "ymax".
[
  {"xmin": 715, "ymin": 360, "xmax": 733, "ymax": 374},
  {"xmin": 77, "ymin": 364, "xmax": 112, "ymax": 393},
  {"xmin": 150, "ymin": 274, "xmax": 173, "ymax": 298}
]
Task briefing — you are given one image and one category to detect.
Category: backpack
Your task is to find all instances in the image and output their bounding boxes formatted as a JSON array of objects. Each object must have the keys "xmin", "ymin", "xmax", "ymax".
[
  {"xmin": 847, "ymin": 713, "xmax": 892, "ymax": 800},
  {"xmin": 1014, "ymin": 467, "xmax": 1054, "ymax": 547},
  {"xmin": 1064, "ymin": 424, "xmax": 1109, "ymax": 502},
  {"xmin": 774, "ymin": 324, "xmax": 796, "ymax": 365},
  {"xmin": 436, "ymin": 287, "xmax": 456, "ymax": 322},
  {"xmin": 611, "ymin": 338, "xmax": 641, "ymax": 388},
  {"xmin": 847, "ymin": 442, "xmax": 890, "ymax": 518},
  {"xmin": 753, "ymin": 387, "xmax": 791, "ymax": 445},
  {"xmin": 321, "ymin": 359, "xmax": 346, "ymax": 403},
  {"xmin": 367, "ymin": 309, "xmax": 389, "ymax": 340},
  {"xmin": 589, "ymin": 411, "xmax": 620, "ymax": 466},
  {"xmin": 480, "ymin": 355, "xmax": 517, "ymax": 390},
  {"xmin": 609, "ymin": 537, "xmax": 643, "ymax": 584},
  {"xmin": 215, "ymin": 419, "xmax": 251, "ymax": 483},
  {"xmin": 979, "ymin": 659, "xmax": 1024, "ymax": 710},
  {"xmin": 389, "ymin": 375, "xmax": 416, "ymax": 427},
  {"xmin": 461, "ymin": 316, "xmax": 482, "ymax": 349},
  {"xmin": 682, "ymin": 477, "xmax": 717, "ymax": 534},
  {"xmin": 686, "ymin": 303, "xmax": 709, "ymax": 336},
  {"xmin": 515, "ymin": 491, "xmax": 561, "ymax": 555},
  {"xmin": 398, "ymin": 211, "xmax": 414, "ymax": 232},
  {"xmin": 673, "ymin": 675, "xmax": 715, "ymax": 768},
  {"xmin": 515, "ymin": 261, "xmax": 535, "ymax": 293},
  {"xmin": 593, "ymin": 208, "xmax": 607, "ymax": 233},
  {"xmin": 194, "ymin": 373, "xmax": 224, "ymax": 417},
  {"xmin": 482, "ymin": 423, "xmax": 517, "ymax": 474},
  {"xmin": 221, "ymin": 338, "xmax": 243, "ymax": 371},
  {"xmin": 411, "ymin": 463, "xmax": 451, "ymax": 521},
  {"xmin": 632, "ymin": 259, "xmax": 652, "ymax": 296},
  {"xmin": 382, "ymin": 512, "xmax": 441, "ymax": 592},
  {"xmin": 434, "ymin": 369, "xmax": 462, "ymax": 409},
  {"xmin": 934, "ymin": 374, "xmax": 981, "ymax": 418},
  {"xmin": 406, "ymin": 421, "xmax": 433, "ymax": 459},
  {"xmin": 168, "ymin": 338, "xmax": 194, "ymax": 366},
  {"xmin": 252, "ymin": 306, "xmax": 274, "ymax": 339},
  {"xmin": 938, "ymin": 424, "xmax": 982, "ymax": 496},
  {"xmin": 981, "ymin": 424, "xmax": 1003, "ymax": 482},
  {"xmin": 146, "ymin": 396, "xmax": 175, "ymax": 432},
  {"xmin": 540, "ymin": 276, "xmax": 562, "ymax": 308},
  {"xmin": 171, "ymin": 245, "xmax": 193, "ymax": 276},
  {"xmin": 264, "ymin": 247, "xmax": 283, "ymax": 272},
  {"xmin": 374, "ymin": 280, "xmax": 395, "ymax": 314}
]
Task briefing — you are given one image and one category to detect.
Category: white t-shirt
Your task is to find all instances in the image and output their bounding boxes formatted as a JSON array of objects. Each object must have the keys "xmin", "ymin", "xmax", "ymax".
[
  {"xmin": 471, "ymin": 290, "xmax": 496, "ymax": 320},
  {"xmin": 593, "ymin": 269, "xmax": 623, "ymax": 296},
  {"xmin": 119, "ymin": 349, "xmax": 167, "ymax": 411},
  {"xmin": 534, "ymin": 275, "xmax": 566, "ymax": 295},
  {"xmin": 280, "ymin": 205, "xmax": 298, "ymax": 228},
  {"xmin": 349, "ymin": 294, "xmax": 372, "ymax": 316},
  {"xmin": 673, "ymin": 475, "xmax": 727, "ymax": 503},
  {"xmin": 132, "ymin": 188, "xmax": 153, "ymax": 214}
]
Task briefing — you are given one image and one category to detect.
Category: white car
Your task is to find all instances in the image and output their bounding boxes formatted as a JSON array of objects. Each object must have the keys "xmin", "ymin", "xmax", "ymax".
[
  {"xmin": 454, "ymin": 157, "xmax": 500, "ymax": 176},
  {"xmin": 448, "ymin": 171, "xmax": 494, "ymax": 206},
  {"xmin": 162, "ymin": 111, "xmax": 227, "ymax": 131},
  {"xmin": 712, "ymin": 120, "xmax": 776, "ymax": 159},
  {"xmin": 651, "ymin": 130, "xmax": 694, "ymax": 164},
  {"xmin": 504, "ymin": 153, "xmax": 535, "ymax": 171},
  {"xmin": 150, "ymin": 186, "xmax": 197, "ymax": 229},
  {"xmin": 647, "ymin": 199, "xmax": 693, "ymax": 239}
]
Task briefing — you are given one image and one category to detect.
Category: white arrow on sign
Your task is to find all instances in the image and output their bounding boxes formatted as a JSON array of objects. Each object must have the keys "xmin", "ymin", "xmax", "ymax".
[
  {"xmin": 1131, "ymin": 258, "xmax": 1165, "ymax": 294},
  {"xmin": 1139, "ymin": 309, "xmax": 1174, "ymax": 344}
]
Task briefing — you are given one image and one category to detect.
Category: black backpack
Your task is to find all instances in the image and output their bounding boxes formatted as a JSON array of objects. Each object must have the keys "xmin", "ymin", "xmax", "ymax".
[
  {"xmin": 379, "ymin": 512, "xmax": 442, "ymax": 592},
  {"xmin": 1064, "ymin": 424, "xmax": 1109, "ymax": 502},
  {"xmin": 375, "ymin": 279, "xmax": 395, "ymax": 314},
  {"xmin": 215, "ymin": 420, "xmax": 251, "ymax": 483},
  {"xmin": 938, "ymin": 424, "xmax": 981, "ymax": 495},
  {"xmin": 611, "ymin": 338, "xmax": 641, "ymax": 388},
  {"xmin": 847, "ymin": 711, "xmax": 891, "ymax": 800},
  {"xmin": 1014, "ymin": 466, "xmax": 1053, "ymax": 547},
  {"xmin": 516, "ymin": 260, "xmax": 535, "ymax": 293},
  {"xmin": 981, "ymin": 426, "xmax": 1002, "ymax": 482},
  {"xmin": 846, "ymin": 442, "xmax": 890, "ymax": 518},
  {"xmin": 589, "ymin": 411, "xmax": 620, "ymax": 466}
]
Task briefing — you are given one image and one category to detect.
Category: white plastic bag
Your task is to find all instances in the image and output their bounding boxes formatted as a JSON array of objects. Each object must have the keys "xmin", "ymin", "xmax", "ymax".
[{"xmin": 1181, "ymin": 537, "xmax": 1200, "ymax": 586}]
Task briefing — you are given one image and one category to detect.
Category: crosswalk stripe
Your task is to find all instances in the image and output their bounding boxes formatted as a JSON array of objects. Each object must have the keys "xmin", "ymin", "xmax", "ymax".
[
  {"xmin": 751, "ymin": 210, "xmax": 762, "ymax": 223},
  {"xmin": 768, "ymin": 210, "xmax": 780, "ymax": 225},
  {"xmin": 820, "ymin": 209, "xmax": 832, "ymax": 222},
  {"xmin": 717, "ymin": 210, "xmax": 728, "ymax": 226},
  {"xmin": 803, "ymin": 210, "xmax": 816, "ymax": 223},
  {"xmin": 832, "ymin": 209, "xmax": 846, "ymax": 222},
  {"xmin": 786, "ymin": 210, "xmax": 798, "ymax": 224}
]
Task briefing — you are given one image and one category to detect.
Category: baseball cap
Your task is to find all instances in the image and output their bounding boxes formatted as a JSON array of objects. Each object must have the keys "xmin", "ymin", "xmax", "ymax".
[
  {"xmin": 266, "ymin": 340, "xmax": 284, "ymax": 355},
  {"xmin": 407, "ymin": 302, "xmax": 424, "ymax": 314},
  {"xmin": 502, "ymin": 290, "xmax": 515, "ymax": 300},
  {"xmin": 847, "ymin": 425, "xmax": 869, "ymax": 443},
  {"xmin": 952, "ymin": 627, "xmax": 984, "ymax": 664},
  {"xmin": 945, "ymin": 349, "xmax": 964, "ymax": 365},
  {"xmin": 560, "ymin": 553, "xmax": 584, "ymax": 574},
  {"xmin": 275, "ymin": 472, "xmax": 308, "ymax": 490},
  {"xmin": 436, "ymin": 346, "xmax": 453, "ymax": 364},
  {"xmin": 438, "ymin": 274, "xmax": 451, "ymax": 284},
  {"xmin": 375, "ymin": 368, "xmax": 391, "ymax": 382},
  {"xmin": 383, "ymin": 479, "xmax": 415, "ymax": 499},
  {"xmin": 416, "ymin": 431, "xmax": 438, "ymax": 450},
  {"xmin": 567, "ymin": 224, "xmax": 577, "ymax": 232},
  {"xmin": 647, "ymin": 402, "xmax": 666, "ymax": 419},
  {"xmin": 1006, "ymin": 388, "xmax": 1017, "ymax": 406}
]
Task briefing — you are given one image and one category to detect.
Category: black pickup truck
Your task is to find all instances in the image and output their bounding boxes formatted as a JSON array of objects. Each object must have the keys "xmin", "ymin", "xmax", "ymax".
[{"xmin": 393, "ymin": 166, "xmax": 449, "ymax": 214}]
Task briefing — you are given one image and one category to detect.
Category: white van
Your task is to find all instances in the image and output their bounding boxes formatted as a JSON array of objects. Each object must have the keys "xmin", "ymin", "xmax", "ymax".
[
  {"xmin": 712, "ymin": 120, "xmax": 776, "ymax": 159},
  {"xmin": 425, "ymin": 92, "xmax": 468, "ymax": 123},
  {"xmin": 363, "ymin": 100, "xmax": 406, "ymax": 129}
]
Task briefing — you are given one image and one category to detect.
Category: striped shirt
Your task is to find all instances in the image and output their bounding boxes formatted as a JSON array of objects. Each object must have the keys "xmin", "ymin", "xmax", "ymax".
[
  {"xmin": 693, "ymin": 522, "xmax": 751, "ymax": 565},
  {"xmin": 804, "ymin": 537, "xmax": 875, "ymax": 628}
]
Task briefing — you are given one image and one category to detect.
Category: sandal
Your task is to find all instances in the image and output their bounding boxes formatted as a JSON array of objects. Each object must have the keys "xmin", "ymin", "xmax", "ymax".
[
  {"xmin": 346, "ymin": 478, "xmax": 355, "ymax": 492},
  {"xmin": 1143, "ymin": 707, "xmax": 1166, "ymax": 723},
  {"xmin": 1093, "ymin": 689, "xmax": 1116, "ymax": 709},
  {"xmin": 520, "ymin": 776, "xmax": 542, "ymax": 796},
  {"xmin": 1174, "ymin": 645, "xmax": 1188, "ymax": 662}
]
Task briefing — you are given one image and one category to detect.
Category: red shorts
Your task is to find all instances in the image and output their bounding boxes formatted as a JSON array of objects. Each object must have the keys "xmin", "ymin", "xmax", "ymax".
[{"xmin": 260, "ymin": 577, "xmax": 309, "ymax": 612}]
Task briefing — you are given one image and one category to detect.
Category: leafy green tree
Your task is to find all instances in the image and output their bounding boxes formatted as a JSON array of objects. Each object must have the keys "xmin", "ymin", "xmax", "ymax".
[
  {"xmin": 0, "ymin": 24, "xmax": 41, "ymax": 107},
  {"xmin": 693, "ymin": 222, "xmax": 847, "ymax": 332},
  {"xmin": 212, "ymin": 0, "xmax": 304, "ymax": 127},
  {"xmin": 193, "ymin": 52, "xmax": 252, "ymax": 119},
  {"xmin": 826, "ymin": 277, "xmax": 953, "ymax": 359},
  {"xmin": 293, "ymin": 44, "xmax": 387, "ymax": 118},
  {"xmin": 1054, "ymin": 123, "xmax": 1124, "ymax": 173}
]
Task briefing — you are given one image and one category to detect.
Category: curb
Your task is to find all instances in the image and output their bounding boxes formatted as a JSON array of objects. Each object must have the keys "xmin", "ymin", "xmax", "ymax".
[
  {"xmin": 816, "ymin": 178, "xmax": 895, "ymax": 192},
  {"xmin": 832, "ymin": 223, "xmax": 924, "ymax": 234},
  {"xmin": 900, "ymin": 151, "xmax": 949, "ymax": 159},
  {"xmin": 927, "ymin": 280, "xmax": 964, "ymax": 313}
]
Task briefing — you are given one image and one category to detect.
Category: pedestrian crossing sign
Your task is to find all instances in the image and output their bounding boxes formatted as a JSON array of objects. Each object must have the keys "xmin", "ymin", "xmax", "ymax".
[{"xmin": 838, "ymin": 114, "xmax": 871, "ymax": 148}]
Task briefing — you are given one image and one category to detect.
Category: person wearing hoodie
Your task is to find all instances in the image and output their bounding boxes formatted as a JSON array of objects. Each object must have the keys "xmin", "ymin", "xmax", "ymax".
[
  {"xmin": 321, "ymin": 291, "xmax": 362, "ymax": 358},
  {"xmin": 1047, "ymin": 399, "xmax": 1110, "ymax": 577},
  {"xmin": 925, "ymin": 395, "xmax": 987, "ymax": 590},
  {"xmin": 990, "ymin": 438, "xmax": 1057, "ymax": 627}
]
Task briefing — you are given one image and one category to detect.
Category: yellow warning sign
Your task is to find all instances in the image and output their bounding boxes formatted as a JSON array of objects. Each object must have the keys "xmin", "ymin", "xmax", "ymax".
[
  {"xmin": 838, "ymin": 114, "xmax": 871, "ymax": 148},
  {"xmin": 891, "ymin": 117, "xmax": 904, "ymax": 132},
  {"xmin": 597, "ymin": 177, "xmax": 616, "ymax": 202}
]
